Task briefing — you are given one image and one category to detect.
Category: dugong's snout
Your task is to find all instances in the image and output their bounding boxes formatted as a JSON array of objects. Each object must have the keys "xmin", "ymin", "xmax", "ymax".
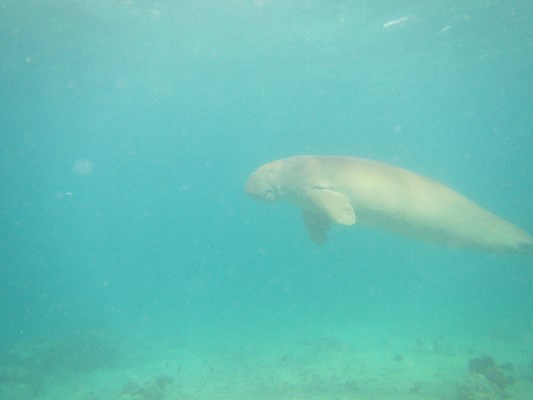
[{"xmin": 245, "ymin": 174, "xmax": 277, "ymax": 202}]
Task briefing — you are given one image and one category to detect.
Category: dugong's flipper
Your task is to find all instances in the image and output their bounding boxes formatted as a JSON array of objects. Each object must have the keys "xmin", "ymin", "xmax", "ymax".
[{"xmin": 306, "ymin": 188, "xmax": 356, "ymax": 225}]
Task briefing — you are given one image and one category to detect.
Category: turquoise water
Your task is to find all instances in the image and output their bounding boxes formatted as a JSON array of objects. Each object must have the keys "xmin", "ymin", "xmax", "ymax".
[{"xmin": 1, "ymin": 1, "xmax": 532, "ymax": 399}]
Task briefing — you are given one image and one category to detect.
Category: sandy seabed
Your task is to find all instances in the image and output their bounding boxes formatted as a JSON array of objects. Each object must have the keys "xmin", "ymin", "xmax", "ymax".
[{"xmin": 2, "ymin": 323, "xmax": 533, "ymax": 400}]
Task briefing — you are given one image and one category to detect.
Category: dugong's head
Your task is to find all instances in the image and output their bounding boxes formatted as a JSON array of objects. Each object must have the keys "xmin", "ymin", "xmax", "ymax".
[{"xmin": 245, "ymin": 159, "xmax": 285, "ymax": 202}]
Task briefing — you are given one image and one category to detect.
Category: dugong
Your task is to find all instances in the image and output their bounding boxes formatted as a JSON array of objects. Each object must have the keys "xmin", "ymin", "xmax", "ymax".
[{"xmin": 245, "ymin": 156, "xmax": 533, "ymax": 253}]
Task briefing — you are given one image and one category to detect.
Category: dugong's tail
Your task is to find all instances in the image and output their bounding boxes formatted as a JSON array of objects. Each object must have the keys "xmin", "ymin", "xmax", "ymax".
[
  {"xmin": 513, "ymin": 231, "xmax": 533, "ymax": 254},
  {"xmin": 507, "ymin": 232, "xmax": 533, "ymax": 254}
]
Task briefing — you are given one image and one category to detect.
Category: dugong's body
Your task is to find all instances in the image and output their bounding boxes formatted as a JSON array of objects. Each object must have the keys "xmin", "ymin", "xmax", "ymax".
[{"xmin": 245, "ymin": 156, "xmax": 533, "ymax": 253}]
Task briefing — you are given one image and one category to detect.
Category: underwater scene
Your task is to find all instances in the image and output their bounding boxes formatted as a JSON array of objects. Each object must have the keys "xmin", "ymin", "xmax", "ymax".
[{"xmin": 1, "ymin": 1, "xmax": 532, "ymax": 399}]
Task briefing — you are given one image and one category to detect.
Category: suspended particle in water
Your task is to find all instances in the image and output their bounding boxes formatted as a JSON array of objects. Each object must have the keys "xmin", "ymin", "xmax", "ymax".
[{"xmin": 72, "ymin": 158, "xmax": 93, "ymax": 176}]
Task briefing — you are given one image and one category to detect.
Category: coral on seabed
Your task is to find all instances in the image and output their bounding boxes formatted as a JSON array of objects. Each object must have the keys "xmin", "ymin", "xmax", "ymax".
[
  {"xmin": 468, "ymin": 355, "xmax": 514, "ymax": 390},
  {"xmin": 456, "ymin": 373, "xmax": 503, "ymax": 400},
  {"xmin": 456, "ymin": 355, "xmax": 514, "ymax": 400}
]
